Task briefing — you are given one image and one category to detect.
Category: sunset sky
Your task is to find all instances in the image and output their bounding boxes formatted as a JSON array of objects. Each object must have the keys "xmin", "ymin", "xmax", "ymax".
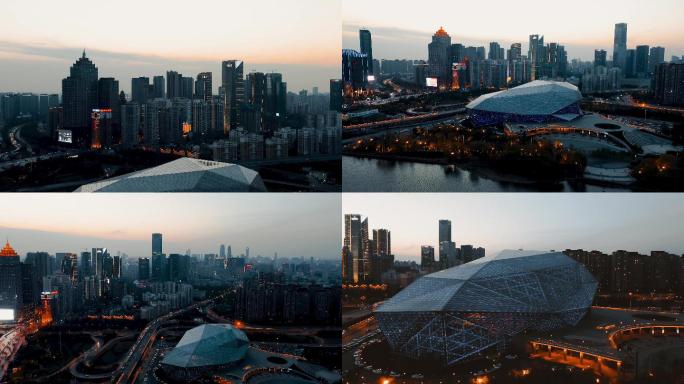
[
  {"xmin": 343, "ymin": 0, "xmax": 684, "ymax": 61},
  {"xmin": 343, "ymin": 193, "xmax": 684, "ymax": 261},
  {"xmin": 0, "ymin": 194, "xmax": 341, "ymax": 259},
  {"xmin": 0, "ymin": 0, "xmax": 341, "ymax": 93}
]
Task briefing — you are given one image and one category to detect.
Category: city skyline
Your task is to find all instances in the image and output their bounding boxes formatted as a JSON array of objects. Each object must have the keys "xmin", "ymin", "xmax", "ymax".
[
  {"xmin": 0, "ymin": 0, "xmax": 341, "ymax": 93},
  {"xmin": 343, "ymin": 193, "xmax": 684, "ymax": 260},
  {"xmin": 343, "ymin": 0, "xmax": 684, "ymax": 61},
  {"xmin": 0, "ymin": 194, "xmax": 341, "ymax": 259}
]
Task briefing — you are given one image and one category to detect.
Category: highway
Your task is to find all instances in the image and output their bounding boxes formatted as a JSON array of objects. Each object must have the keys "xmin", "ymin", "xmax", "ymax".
[{"xmin": 112, "ymin": 294, "xmax": 224, "ymax": 384}]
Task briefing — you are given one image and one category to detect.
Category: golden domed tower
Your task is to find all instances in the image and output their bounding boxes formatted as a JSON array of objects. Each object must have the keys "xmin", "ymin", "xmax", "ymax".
[{"xmin": 0, "ymin": 240, "xmax": 18, "ymax": 257}]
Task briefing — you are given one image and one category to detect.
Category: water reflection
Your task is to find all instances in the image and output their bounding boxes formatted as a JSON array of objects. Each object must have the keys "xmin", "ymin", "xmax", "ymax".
[{"xmin": 342, "ymin": 156, "xmax": 630, "ymax": 192}]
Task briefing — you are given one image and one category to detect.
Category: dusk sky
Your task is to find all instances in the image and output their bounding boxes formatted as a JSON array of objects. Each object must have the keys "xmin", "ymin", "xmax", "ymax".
[
  {"xmin": 343, "ymin": 0, "xmax": 684, "ymax": 61},
  {"xmin": 0, "ymin": 0, "xmax": 341, "ymax": 94},
  {"xmin": 343, "ymin": 194, "xmax": 684, "ymax": 261},
  {"xmin": 0, "ymin": 194, "xmax": 341, "ymax": 260}
]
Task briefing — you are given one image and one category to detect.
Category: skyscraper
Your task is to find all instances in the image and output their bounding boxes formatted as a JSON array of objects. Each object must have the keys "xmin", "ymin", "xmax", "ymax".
[
  {"xmin": 421, "ymin": 246, "xmax": 435, "ymax": 272},
  {"xmin": 222, "ymin": 60, "xmax": 244, "ymax": 133},
  {"xmin": 62, "ymin": 50, "xmax": 98, "ymax": 144},
  {"xmin": 138, "ymin": 257, "xmax": 150, "ymax": 280},
  {"xmin": 594, "ymin": 49, "xmax": 607, "ymax": 67},
  {"xmin": 528, "ymin": 34, "xmax": 545, "ymax": 80},
  {"xmin": 489, "ymin": 42, "xmax": 502, "ymax": 60},
  {"xmin": 329, "ymin": 79, "xmax": 343, "ymax": 112},
  {"xmin": 166, "ymin": 71, "xmax": 182, "ymax": 99},
  {"xmin": 653, "ymin": 63, "xmax": 684, "ymax": 106},
  {"xmin": 0, "ymin": 241, "xmax": 23, "ymax": 314},
  {"xmin": 359, "ymin": 29, "xmax": 374, "ymax": 75},
  {"xmin": 649, "ymin": 47, "xmax": 666, "ymax": 74},
  {"xmin": 428, "ymin": 27, "xmax": 452, "ymax": 88},
  {"xmin": 131, "ymin": 77, "xmax": 150, "ymax": 104},
  {"xmin": 152, "ymin": 75, "xmax": 165, "ymax": 98},
  {"xmin": 613, "ymin": 23, "xmax": 628, "ymax": 71},
  {"xmin": 508, "ymin": 43, "xmax": 522, "ymax": 62},
  {"xmin": 344, "ymin": 214, "xmax": 362, "ymax": 283},
  {"xmin": 439, "ymin": 219, "xmax": 452, "ymax": 244},
  {"xmin": 195, "ymin": 72, "xmax": 213, "ymax": 102},
  {"xmin": 635, "ymin": 45, "xmax": 650, "ymax": 78},
  {"xmin": 152, "ymin": 233, "xmax": 163, "ymax": 256}
]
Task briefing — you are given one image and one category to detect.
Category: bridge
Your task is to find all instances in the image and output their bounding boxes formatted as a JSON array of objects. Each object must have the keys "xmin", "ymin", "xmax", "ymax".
[{"xmin": 608, "ymin": 323, "xmax": 684, "ymax": 348}]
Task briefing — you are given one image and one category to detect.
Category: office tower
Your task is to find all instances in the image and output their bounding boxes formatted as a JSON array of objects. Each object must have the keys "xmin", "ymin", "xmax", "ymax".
[
  {"xmin": 138, "ymin": 258, "xmax": 150, "ymax": 280},
  {"xmin": 428, "ymin": 27, "xmax": 452, "ymax": 88},
  {"xmin": 360, "ymin": 218, "xmax": 371, "ymax": 283},
  {"xmin": 343, "ymin": 214, "xmax": 362, "ymax": 283},
  {"xmin": 195, "ymin": 72, "xmax": 213, "ymax": 101},
  {"xmin": 97, "ymin": 77, "xmax": 120, "ymax": 147},
  {"xmin": 166, "ymin": 71, "xmax": 182, "ymax": 98},
  {"xmin": 373, "ymin": 229, "xmax": 391, "ymax": 257},
  {"xmin": 439, "ymin": 219, "xmax": 452, "ymax": 244},
  {"xmin": 191, "ymin": 99, "xmax": 211, "ymax": 136},
  {"xmin": 80, "ymin": 251, "xmax": 92, "ymax": 277},
  {"xmin": 342, "ymin": 50, "xmax": 369, "ymax": 91},
  {"xmin": 152, "ymin": 75, "xmax": 165, "ymax": 98},
  {"xmin": 414, "ymin": 62, "xmax": 428, "ymax": 86},
  {"xmin": 421, "ymin": 246, "xmax": 435, "ymax": 272},
  {"xmin": 90, "ymin": 108, "xmax": 113, "ymax": 149},
  {"xmin": 61, "ymin": 253, "xmax": 78, "ymax": 282},
  {"xmin": 152, "ymin": 233, "xmax": 163, "ymax": 256},
  {"xmin": 625, "ymin": 49, "xmax": 637, "ymax": 78},
  {"xmin": 528, "ymin": 34, "xmax": 545, "ymax": 80},
  {"xmin": 329, "ymin": 79, "xmax": 343, "ymax": 112},
  {"xmin": 151, "ymin": 254, "xmax": 165, "ymax": 281},
  {"xmin": 120, "ymin": 102, "xmax": 140, "ymax": 147},
  {"xmin": 460, "ymin": 245, "xmax": 474, "ymax": 263},
  {"xmin": 62, "ymin": 50, "xmax": 98, "ymax": 144},
  {"xmin": 112, "ymin": 255, "xmax": 122, "ymax": 278},
  {"xmin": 92, "ymin": 248, "xmax": 105, "ymax": 277},
  {"xmin": 265, "ymin": 73, "xmax": 286, "ymax": 129},
  {"xmin": 180, "ymin": 76, "xmax": 194, "ymax": 99},
  {"xmin": 488, "ymin": 42, "xmax": 502, "ymax": 60},
  {"xmin": 222, "ymin": 60, "xmax": 244, "ymax": 133},
  {"xmin": 508, "ymin": 43, "xmax": 522, "ymax": 62},
  {"xmin": 613, "ymin": 23, "xmax": 628, "ymax": 71},
  {"xmin": 649, "ymin": 47, "xmax": 666, "ymax": 73},
  {"xmin": 131, "ymin": 77, "xmax": 150, "ymax": 104},
  {"xmin": 439, "ymin": 241, "xmax": 457, "ymax": 269},
  {"xmin": 476, "ymin": 46, "xmax": 486, "ymax": 61},
  {"xmin": 653, "ymin": 63, "xmax": 684, "ymax": 106},
  {"xmin": 244, "ymin": 72, "xmax": 266, "ymax": 133},
  {"xmin": 449, "ymin": 43, "xmax": 465, "ymax": 63},
  {"xmin": 0, "ymin": 241, "xmax": 23, "ymax": 314},
  {"xmin": 359, "ymin": 29, "xmax": 373, "ymax": 75},
  {"xmin": 220, "ymin": 245, "xmax": 226, "ymax": 258},
  {"xmin": 25, "ymin": 252, "xmax": 50, "ymax": 278},
  {"xmin": 168, "ymin": 254, "xmax": 189, "ymax": 281},
  {"xmin": 594, "ymin": 49, "xmax": 607, "ymax": 67},
  {"xmin": 635, "ymin": 45, "xmax": 650, "ymax": 77}
]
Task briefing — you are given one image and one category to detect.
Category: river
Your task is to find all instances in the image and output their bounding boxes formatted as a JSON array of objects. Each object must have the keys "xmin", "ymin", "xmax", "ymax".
[{"xmin": 342, "ymin": 156, "xmax": 631, "ymax": 192}]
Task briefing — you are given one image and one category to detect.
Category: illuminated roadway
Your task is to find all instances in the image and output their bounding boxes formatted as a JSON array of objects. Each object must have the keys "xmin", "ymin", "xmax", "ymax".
[{"xmin": 112, "ymin": 294, "xmax": 225, "ymax": 384}]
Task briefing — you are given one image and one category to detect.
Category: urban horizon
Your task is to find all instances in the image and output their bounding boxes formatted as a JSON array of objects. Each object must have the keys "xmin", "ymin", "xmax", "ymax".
[
  {"xmin": 0, "ymin": 194, "xmax": 342, "ymax": 259},
  {"xmin": 343, "ymin": 0, "xmax": 684, "ymax": 61},
  {"xmin": 0, "ymin": 0, "xmax": 341, "ymax": 93},
  {"xmin": 343, "ymin": 194, "xmax": 684, "ymax": 261}
]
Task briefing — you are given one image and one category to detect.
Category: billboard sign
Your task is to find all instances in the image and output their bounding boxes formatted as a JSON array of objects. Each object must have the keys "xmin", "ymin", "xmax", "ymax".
[{"xmin": 426, "ymin": 77, "xmax": 438, "ymax": 87}]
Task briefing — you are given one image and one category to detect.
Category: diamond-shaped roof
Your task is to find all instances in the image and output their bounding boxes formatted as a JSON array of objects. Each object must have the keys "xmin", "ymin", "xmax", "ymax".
[
  {"xmin": 161, "ymin": 324, "xmax": 249, "ymax": 368},
  {"xmin": 74, "ymin": 158, "xmax": 266, "ymax": 192},
  {"xmin": 376, "ymin": 250, "xmax": 597, "ymax": 314},
  {"xmin": 466, "ymin": 80, "xmax": 582, "ymax": 116}
]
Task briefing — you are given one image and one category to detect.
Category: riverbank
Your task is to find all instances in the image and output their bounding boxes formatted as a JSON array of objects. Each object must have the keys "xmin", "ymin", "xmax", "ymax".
[{"xmin": 343, "ymin": 152, "xmax": 633, "ymax": 192}]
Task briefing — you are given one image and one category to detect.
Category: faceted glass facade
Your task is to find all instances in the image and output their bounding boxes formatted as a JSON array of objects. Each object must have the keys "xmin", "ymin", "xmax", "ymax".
[
  {"xmin": 466, "ymin": 80, "xmax": 583, "ymax": 127},
  {"xmin": 375, "ymin": 250, "xmax": 597, "ymax": 365}
]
